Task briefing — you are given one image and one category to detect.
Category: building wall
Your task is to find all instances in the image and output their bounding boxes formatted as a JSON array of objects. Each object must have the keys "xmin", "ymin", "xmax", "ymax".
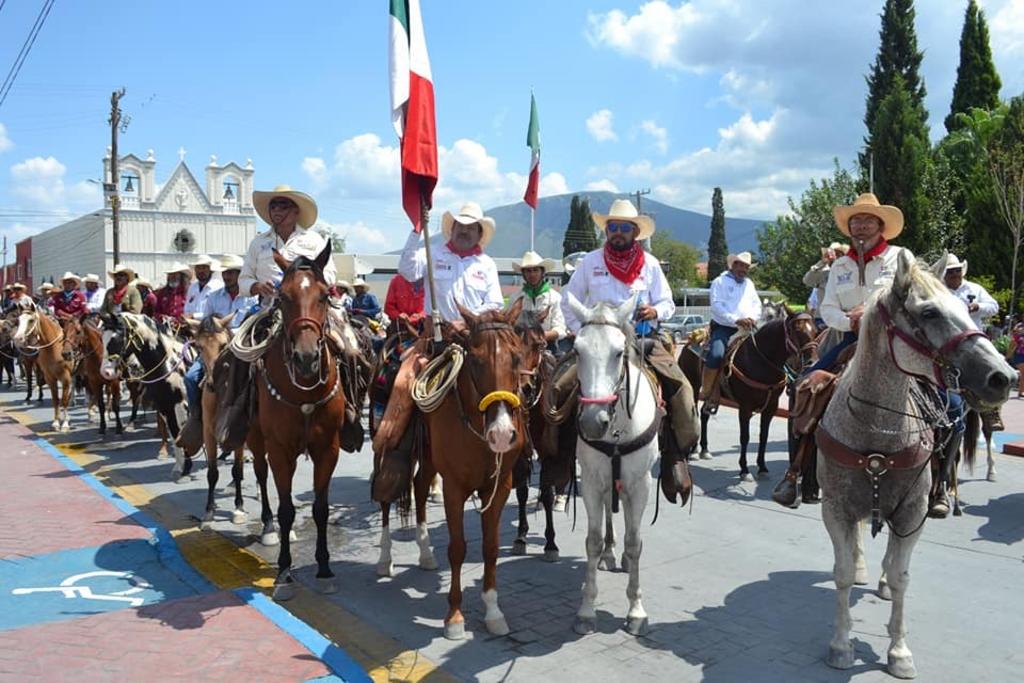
[
  {"xmin": 31, "ymin": 215, "xmax": 105, "ymax": 286},
  {"xmin": 15, "ymin": 238, "xmax": 32, "ymax": 287}
]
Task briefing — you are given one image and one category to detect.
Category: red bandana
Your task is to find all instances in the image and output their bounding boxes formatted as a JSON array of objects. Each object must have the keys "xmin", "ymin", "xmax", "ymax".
[
  {"xmin": 847, "ymin": 239, "xmax": 889, "ymax": 264},
  {"xmin": 603, "ymin": 242, "xmax": 645, "ymax": 285},
  {"xmin": 447, "ymin": 241, "xmax": 482, "ymax": 258},
  {"xmin": 112, "ymin": 285, "xmax": 128, "ymax": 305}
]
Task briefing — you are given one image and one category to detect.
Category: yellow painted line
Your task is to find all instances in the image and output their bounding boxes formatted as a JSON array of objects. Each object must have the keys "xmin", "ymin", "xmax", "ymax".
[{"xmin": 3, "ymin": 405, "xmax": 455, "ymax": 683}]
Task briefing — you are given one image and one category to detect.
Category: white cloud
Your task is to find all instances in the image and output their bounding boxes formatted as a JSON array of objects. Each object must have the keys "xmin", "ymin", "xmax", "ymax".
[
  {"xmin": 585, "ymin": 179, "xmax": 620, "ymax": 193},
  {"xmin": 989, "ymin": 0, "xmax": 1024, "ymax": 91},
  {"xmin": 586, "ymin": 109, "xmax": 618, "ymax": 142},
  {"xmin": 539, "ymin": 172, "xmax": 569, "ymax": 196},
  {"xmin": 0, "ymin": 123, "xmax": 12, "ymax": 153},
  {"xmin": 336, "ymin": 220, "xmax": 391, "ymax": 251},
  {"xmin": 639, "ymin": 120, "xmax": 669, "ymax": 154}
]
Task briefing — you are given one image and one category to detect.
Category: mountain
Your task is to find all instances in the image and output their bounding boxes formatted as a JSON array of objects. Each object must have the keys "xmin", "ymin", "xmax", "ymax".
[{"xmin": 481, "ymin": 191, "xmax": 767, "ymax": 258}]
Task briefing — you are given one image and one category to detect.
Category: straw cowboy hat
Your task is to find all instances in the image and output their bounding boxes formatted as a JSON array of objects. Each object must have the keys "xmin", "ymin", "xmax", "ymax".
[
  {"xmin": 931, "ymin": 252, "xmax": 968, "ymax": 279},
  {"xmin": 593, "ymin": 198, "xmax": 656, "ymax": 241},
  {"xmin": 513, "ymin": 250, "xmax": 557, "ymax": 273},
  {"xmin": 83, "ymin": 273, "xmax": 100, "ymax": 285},
  {"xmin": 108, "ymin": 264, "xmax": 136, "ymax": 280},
  {"xmin": 833, "ymin": 193, "xmax": 904, "ymax": 240},
  {"xmin": 37, "ymin": 282, "xmax": 55, "ymax": 293},
  {"xmin": 11, "ymin": 282, "xmax": 26, "ymax": 290},
  {"xmin": 352, "ymin": 277, "xmax": 369, "ymax": 289},
  {"xmin": 189, "ymin": 254, "xmax": 223, "ymax": 271},
  {"xmin": 442, "ymin": 202, "xmax": 496, "ymax": 248},
  {"xmin": 164, "ymin": 261, "xmax": 191, "ymax": 275},
  {"xmin": 133, "ymin": 276, "xmax": 153, "ymax": 289},
  {"xmin": 59, "ymin": 271, "xmax": 82, "ymax": 286},
  {"xmin": 727, "ymin": 251, "xmax": 754, "ymax": 268},
  {"xmin": 252, "ymin": 184, "xmax": 318, "ymax": 229},
  {"xmin": 335, "ymin": 279, "xmax": 355, "ymax": 296},
  {"xmin": 218, "ymin": 254, "xmax": 244, "ymax": 271}
]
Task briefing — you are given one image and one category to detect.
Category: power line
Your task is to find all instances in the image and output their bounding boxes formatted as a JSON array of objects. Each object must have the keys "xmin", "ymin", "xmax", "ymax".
[{"xmin": 0, "ymin": 0, "xmax": 57, "ymax": 111}]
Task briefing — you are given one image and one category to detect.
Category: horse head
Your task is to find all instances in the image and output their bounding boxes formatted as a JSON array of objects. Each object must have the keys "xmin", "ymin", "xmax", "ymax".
[
  {"xmin": 11, "ymin": 304, "xmax": 38, "ymax": 347},
  {"xmin": 872, "ymin": 249, "xmax": 1013, "ymax": 409},
  {"xmin": 186, "ymin": 314, "xmax": 234, "ymax": 371},
  {"xmin": 60, "ymin": 317, "xmax": 82, "ymax": 363},
  {"xmin": 457, "ymin": 297, "xmax": 525, "ymax": 454},
  {"xmin": 566, "ymin": 292, "xmax": 636, "ymax": 442},
  {"xmin": 277, "ymin": 242, "xmax": 332, "ymax": 380},
  {"xmin": 782, "ymin": 305, "xmax": 818, "ymax": 371},
  {"xmin": 99, "ymin": 313, "xmax": 129, "ymax": 381}
]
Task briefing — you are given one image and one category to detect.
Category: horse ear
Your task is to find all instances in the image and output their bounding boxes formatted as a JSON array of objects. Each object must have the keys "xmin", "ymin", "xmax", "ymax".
[
  {"xmin": 783, "ymin": 302, "xmax": 795, "ymax": 317},
  {"xmin": 535, "ymin": 305, "xmax": 550, "ymax": 323},
  {"xmin": 892, "ymin": 249, "xmax": 915, "ymax": 301},
  {"xmin": 616, "ymin": 294, "xmax": 638, "ymax": 327},
  {"xmin": 929, "ymin": 251, "xmax": 948, "ymax": 279},
  {"xmin": 566, "ymin": 292, "xmax": 590, "ymax": 325},
  {"xmin": 505, "ymin": 296, "xmax": 525, "ymax": 325},
  {"xmin": 184, "ymin": 318, "xmax": 201, "ymax": 334},
  {"xmin": 272, "ymin": 249, "xmax": 291, "ymax": 273},
  {"xmin": 457, "ymin": 303, "xmax": 479, "ymax": 327},
  {"xmin": 217, "ymin": 313, "xmax": 235, "ymax": 330},
  {"xmin": 313, "ymin": 241, "xmax": 332, "ymax": 273}
]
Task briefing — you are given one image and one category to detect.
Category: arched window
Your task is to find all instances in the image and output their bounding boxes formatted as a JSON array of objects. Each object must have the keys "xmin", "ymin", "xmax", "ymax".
[
  {"xmin": 121, "ymin": 171, "xmax": 140, "ymax": 209},
  {"xmin": 222, "ymin": 175, "xmax": 240, "ymax": 214}
]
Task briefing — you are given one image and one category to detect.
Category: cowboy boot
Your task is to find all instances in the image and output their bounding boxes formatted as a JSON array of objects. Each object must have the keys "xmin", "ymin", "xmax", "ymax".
[
  {"xmin": 772, "ymin": 433, "xmax": 813, "ymax": 508},
  {"xmin": 659, "ymin": 428, "xmax": 693, "ymax": 506},
  {"xmin": 928, "ymin": 431, "xmax": 962, "ymax": 518},
  {"xmin": 699, "ymin": 366, "xmax": 722, "ymax": 413},
  {"xmin": 981, "ymin": 409, "xmax": 1004, "ymax": 433}
]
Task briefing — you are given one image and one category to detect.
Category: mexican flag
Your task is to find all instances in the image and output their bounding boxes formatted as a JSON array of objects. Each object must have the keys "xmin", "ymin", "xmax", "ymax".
[
  {"xmin": 523, "ymin": 93, "xmax": 540, "ymax": 209},
  {"xmin": 389, "ymin": 0, "xmax": 437, "ymax": 233}
]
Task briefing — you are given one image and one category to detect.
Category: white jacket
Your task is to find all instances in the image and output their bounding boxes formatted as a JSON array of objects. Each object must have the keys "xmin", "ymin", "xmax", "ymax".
[
  {"xmin": 821, "ymin": 244, "xmax": 910, "ymax": 332},
  {"xmin": 239, "ymin": 227, "xmax": 336, "ymax": 298},
  {"xmin": 561, "ymin": 248, "xmax": 675, "ymax": 333},
  {"xmin": 84, "ymin": 287, "xmax": 106, "ymax": 312},
  {"xmin": 183, "ymin": 278, "xmax": 223, "ymax": 319},
  {"xmin": 709, "ymin": 271, "xmax": 762, "ymax": 327},
  {"xmin": 951, "ymin": 280, "xmax": 999, "ymax": 330},
  {"xmin": 513, "ymin": 287, "xmax": 568, "ymax": 340},
  {"xmin": 398, "ymin": 231, "xmax": 503, "ymax": 322}
]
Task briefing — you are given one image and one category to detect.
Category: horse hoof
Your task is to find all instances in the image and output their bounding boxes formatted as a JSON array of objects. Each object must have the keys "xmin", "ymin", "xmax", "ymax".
[
  {"xmin": 986, "ymin": 471, "xmax": 997, "ymax": 482},
  {"xmin": 877, "ymin": 582, "xmax": 892, "ymax": 601},
  {"xmin": 231, "ymin": 510, "xmax": 247, "ymax": 525},
  {"xmin": 574, "ymin": 617, "xmax": 596, "ymax": 635},
  {"xmin": 51, "ymin": 421, "xmax": 60, "ymax": 431},
  {"xmin": 272, "ymin": 581, "xmax": 296, "ymax": 602},
  {"xmin": 124, "ymin": 424, "xmax": 135, "ymax": 433},
  {"xmin": 376, "ymin": 562, "xmax": 394, "ymax": 577},
  {"xmin": 827, "ymin": 645, "xmax": 855, "ymax": 670},
  {"xmin": 542, "ymin": 549, "xmax": 560, "ymax": 563},
  {"xmin": 699, "ymin": 450, "xmax": 712, "ymax": 460},
  {"xmin": 158, "ymin": 449, "xmax": 169, "ymax": 460},
  {"xmin": 485, "ymin": 616, "xmax": 510, "ymax": 636},
  {"xmin": 620, "ymin": 553, "xmax": 630, "ymax": 573},
  {"xmin": 316, "ymin": 577, "xmax": 338, "ymax": 595},
  {"xmin": 553, "ymin": 495, "xmax": 568, "ymax": 513},
  {"xmin": 444, "ymin": 620, "xmax": 466, "ymax": 640},
  {"xmin": 289, "ymin": 530, "xmax": 298, "ymax": 542},
  {"xmin": 757, "ymin": 469, "xmax": 769, "ymax": 479},
  {"xmin": 260, "ymin": 531, "xmax": 280, "ymax": 547},
  {"xmin": 854, "ymin": 568, "xmax": 869, "ymax": 586},
  {"xmin": 888, "ymin": 653, "xmax": 917, "ymax": 679},
  {"xmin": 740, "ymin": 472, "xmax": 753, "ymax": 482},
  {"xmin": 624, "ymin": 616, "xmax": 649, "ymax": 636},
  {"xmin": 418, "ymin": 554, "xmax": 438, "ymax": 571},
  {"xmin": 511, "ymin": 540, "xmax": 527, "ymax": 556},
  {"xmin": 598, "ymin": 555, "xmax": 617, "ymax": 572}
]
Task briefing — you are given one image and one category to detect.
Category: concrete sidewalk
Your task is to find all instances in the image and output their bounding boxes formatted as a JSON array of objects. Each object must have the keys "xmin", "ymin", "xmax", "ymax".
[{"xmin": 0, "ymin": 414, "xmax": 367, "ymax": 682}]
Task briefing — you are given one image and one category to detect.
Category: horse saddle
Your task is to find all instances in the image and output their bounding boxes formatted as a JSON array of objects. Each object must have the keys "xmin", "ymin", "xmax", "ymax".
[{"xmin": 792, "ymin": 370, "xmax": 840, "ymax": 436}]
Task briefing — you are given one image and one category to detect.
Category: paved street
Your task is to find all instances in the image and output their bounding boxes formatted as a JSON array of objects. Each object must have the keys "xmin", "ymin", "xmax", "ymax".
[{"xmin": 2, "ymin": 384, "xmax": 1023, "ymax": 682}]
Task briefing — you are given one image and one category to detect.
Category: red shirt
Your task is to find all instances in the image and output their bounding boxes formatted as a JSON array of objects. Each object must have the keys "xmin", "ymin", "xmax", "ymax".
[
  {"xmin": 50, "ymin": 290, "xmax": 88, "ymax": 319},
  {"xmin": 154, "ymin": 285, "xmax": 188, "ymax": 320},
  {"xmin": 384, "ymin": 274, "xmax": 425, "ymax": 322}
]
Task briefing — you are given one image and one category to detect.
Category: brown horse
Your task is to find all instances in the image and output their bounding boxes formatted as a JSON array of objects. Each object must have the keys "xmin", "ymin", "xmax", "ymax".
[
  {"xmin": 1, "ymin": 308, "xmax": 44, "ymax": 402},
  {"xmin": 258, "ymin": 244, "xmax": 347, "ymax": 600},
  {"xmin": 680, "ymin": 309, "xmax": 817, "ymax": 480},
  {"xmin": 64, "ymin": 315, "xmax": 124, "ymax": 435},
  {"xmin": 12, "ymin": 305, "xmax": 74, "ymax": 431}
]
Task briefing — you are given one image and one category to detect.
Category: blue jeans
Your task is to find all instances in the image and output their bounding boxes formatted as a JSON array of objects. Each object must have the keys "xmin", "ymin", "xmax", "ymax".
[
  {"xmin": 706, "ymin": 322, "xmax": 737, "ymax": 369},
  {"xmin": 184, "ymin": 358, "xmax": 205, "ymax": 411},
  {"xmin": 806, "ymin": 331, "xmax": 857, "ymax": 374},
  {"xmin": 946, "ymin": 390, "xmax": 965, "ymax": 434}
]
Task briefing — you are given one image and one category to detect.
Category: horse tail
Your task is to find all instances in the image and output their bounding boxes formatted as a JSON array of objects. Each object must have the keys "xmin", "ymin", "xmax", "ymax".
[{"xmin": 962, "ymin": 409, "xmax": 979, "ymax": 474}]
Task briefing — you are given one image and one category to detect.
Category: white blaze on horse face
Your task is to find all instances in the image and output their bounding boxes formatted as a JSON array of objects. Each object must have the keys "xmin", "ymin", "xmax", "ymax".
[
  {"xmin": 486, "ymin": 401, "xmax": 516, "ymax": 454},
  {"xmin": 99, "ymin": 329, "xmax": 120, "ymax": 381},
  {"xmin": 12, "ymin": 312, "xmax": 32, "ymax": 345},
  {"xmin": 299, "ymin": 273, "xmax": 311, "ymax": 290}
]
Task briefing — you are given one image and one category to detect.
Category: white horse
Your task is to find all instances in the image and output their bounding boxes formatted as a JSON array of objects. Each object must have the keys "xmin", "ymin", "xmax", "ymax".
[
  {"xmin": 566, "ymin": 294, "xmax": 663, "ymax": 637},
  {"xmin": 818, "ymin": 251, "xmax": 1013, "ymax": 678}
]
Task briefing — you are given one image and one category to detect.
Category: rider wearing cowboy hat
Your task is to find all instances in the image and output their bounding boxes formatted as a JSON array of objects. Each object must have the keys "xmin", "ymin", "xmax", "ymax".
[
  {"xmin": 704, "ymin": 251, "xmax": 762, "ymax": 411},
  {"xmin": 383, "ymin": 273, "xmax": 424, "ymax": 332},
  {"xmin": 101, "ymin": 264, "xmax": 143, "ymax": 315},
  {"xmin": 350, "ymin": 278, "xmax": 382, "ymax": 320},
  {"xmin": 559, "ymin": 198, "xmax": 698, "ymax": 507},
  {"xmin": 512, "ymin": 250, "xmax": 568, "ymax": 349},
  {"xmin": 134, "ymin": 276, "xmax": 158, "ymax": 317},
  {"xmin": 8, "ymin": 282, "xmax": 32, "ymax": 311},
  {"xmin": 154, "ymin": 262, "xmax": 192, "ymax": 322},
  {"xmin": 82, "ymin": 274, "xmax": 105, "ymax": 313},
  {"xmin": 183, "ymin": 254, "xmax": 224, "ymax": 320},
  {"xmin": 203, "ymin": 254, "xmax": 256, "ymax": 329},
  {"xmin": 36, "ymin": 282, "xmax": 55, "ymax": 311},
  {"xmin": 51, "ymin": 272, "xmax": 88, "ymax": 320},
  {"xmin": 803, "ymin": 242, "xmax": 849, "ymax": 327}
]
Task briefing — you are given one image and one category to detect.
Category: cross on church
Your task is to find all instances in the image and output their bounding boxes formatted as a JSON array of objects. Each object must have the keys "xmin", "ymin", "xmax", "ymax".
[{"xmin": 178, "ymin": 146, "xmax": 186, "ymax": 161}]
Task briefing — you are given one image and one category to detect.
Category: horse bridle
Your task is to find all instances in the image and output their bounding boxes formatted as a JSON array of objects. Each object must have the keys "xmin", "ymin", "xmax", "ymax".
[
  {"xmin": 876, "ymin": 300, "xmax": 985, "ymax": 390},
  {"xmin": 466, "ymin": 321, "xmax": 523, "ymax": 412},
  {"xmin": 280, "ymin": 301, "xmax": 331, "ymax": 390},
  {"xmin": 576, "ymin": 321, "xmax": 632, "ymax": 413}
]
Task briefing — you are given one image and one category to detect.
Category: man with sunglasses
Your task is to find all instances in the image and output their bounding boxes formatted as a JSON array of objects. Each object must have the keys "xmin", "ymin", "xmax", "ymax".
[{"xmin": 559, "ymin": 199, "xmax": 698, "ymax": 508}]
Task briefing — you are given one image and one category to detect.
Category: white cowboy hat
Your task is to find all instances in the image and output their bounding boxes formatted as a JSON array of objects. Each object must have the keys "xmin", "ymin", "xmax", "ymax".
[
  {"xmin": 189, "ymin": 254, "xmax": 223, "ymax": 271},
  {"xmin": 133, "ymin": 276, "xmax": 153, "ymax": 289},
  {"xmin": 164, "ymin": 261, "xmax": 192, "ymax": 275},
  {"xmin": 934, "ymin": 252, "xmax": 968, "ymax": 276},
  {"xmin": 83, "ymin": 273, "xmax": 100, "ymax": 284},
  {"xmin": 252, "ymin": 184, "xmax": 318, "ymax": 229},
  {"xmin": 59, "ymin": 271, "xmax": 82, "ymax": 286},
  {"xmin": 833, "ymin": 193, "xmax": 904, "ymax": 240},
  {"xmin": 352, "ymin": 277, "xmax": 368, "ymax": 288},
  {"xmin": 441, "ymin": 202, "xmax": 496, "ymax": 248},
  {"xmin": 512, "ymin": 250, "xmax": 557, "ymax": 273},
  {"xmin": 335, "ymin": 279, "xmax": 355, "ymax": 296},
  {"xmin": 11, "ymin": 282, "xmax": 26, "ymax": 290},
  {"xmin": 727, "ymin": 252, "xmax": 754, "ymax": 268},
  {"xmin": 108, "ymin": 263, "xmax": 136, "ymax": 280},
  {"xmin": 592, "ymin": 198, "xmax": 655, "ymax": 241},
  {"xmin": 218, "ymin": 254, "xmax": 244, "ymax": 271},
  {"xmin": 37, "ymin": 282, "xmax": 55, "ymax": 293}
]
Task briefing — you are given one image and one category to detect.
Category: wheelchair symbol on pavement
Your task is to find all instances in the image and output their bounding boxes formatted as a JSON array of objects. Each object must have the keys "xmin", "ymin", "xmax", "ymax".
[{"xmin": 11, "ymin": 570, "xmax": 153, "ymax": 607}]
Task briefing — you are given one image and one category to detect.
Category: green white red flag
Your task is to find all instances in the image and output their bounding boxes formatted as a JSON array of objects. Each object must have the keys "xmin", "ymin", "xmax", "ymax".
[
  {"xmin": 523, "ymin": 93, "xmax": 540, "ymax": 209},
  {"xmin": 389, "ymin": 0, "xmax": 437, "ymax": 233}
]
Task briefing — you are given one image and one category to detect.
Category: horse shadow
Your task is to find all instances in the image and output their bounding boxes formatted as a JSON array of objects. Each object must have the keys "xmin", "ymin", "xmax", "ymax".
[
  {"xmin": 964, "ymin": 492, "xmax": 1024, "ymax": 546},
  {"xmin": 687, "ymin": 455, "xmax": 787, "ymax": 504}
]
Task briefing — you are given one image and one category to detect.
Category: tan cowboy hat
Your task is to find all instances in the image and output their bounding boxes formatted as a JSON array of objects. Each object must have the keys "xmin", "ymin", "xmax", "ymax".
[
  {"xmin": 218, "ymin": 254, "xmax": 244, "ymax": 271},
  {"xmin": 252, "ymin": 184, "xmax": 318, "ymax": 229},
  {"xmin": 833, "ymin": 193, "xmax": 904, "ymax": 240},
  {"xmin": 441, "ymin": 202, "xmax": 496, "ymax": 248},
  {"xmin": 59, "ymin": 271, "xmax": 82, "ymax": 286},
  {"xmin": 189, "ymin": 254, "xmax": 223, "ymax": 271},
  {"xmin": 352, "ymin": 277, "xmax": 368, "ymax": 289},
  {"xmin": 164, "ymin": 261, "xmax": 191, "ymax": 275},
  {"xmin": 826, "ymin": 242, "xmax": 850, "ymax": 255},
  {"xmin": 593, "ymin": 198, "xmax": 655, "ymax": 241},
  {"xmin": 727, "ymin": 251, "xmax": 754, "ymax": 268},
  {"xmin": 335, "ymin": 279, "xmax": 355, "ymax": 296},
  {"xmin": 83, "ymin": 273, "xmax": 100, "ymax": 284},
  {"xmin": 513, "ymin": 250, "xmax": 557, "ymax": 273},
  {"xmin": 11, "ymin": 282, "xmax": 26, "ymax": 290},
  {"xmin": 37, "ymin": 282, "xmax": 55, "ymax": 293},
  {"xmin": 108, "ymin": 264, "xmax": 136, "ymax": 280},
  {"xmin": 133, "ymin": 276, "xmax": 153, "ymax": 289},
  {"xmin": 934, "ymin": 252, "xmax": 968, "ymax": 276}
]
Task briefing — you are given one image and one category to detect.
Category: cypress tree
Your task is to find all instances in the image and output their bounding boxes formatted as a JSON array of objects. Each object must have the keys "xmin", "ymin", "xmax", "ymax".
[
  {"xmin": 562, "ymin": 194, "xmax": 600, "ymax": 256},
  {"xmin": 945, "ymin": 0, "xmax": 1002, "ymax": 133},
  {"xmin": 707, "ymin": 187, "xmax": 728, "ymax": 277}
]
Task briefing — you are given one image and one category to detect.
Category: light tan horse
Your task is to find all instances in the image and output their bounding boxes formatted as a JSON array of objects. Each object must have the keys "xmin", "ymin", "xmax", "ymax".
[{"xmin": 12, "ymin": 305, "xmax": 74, "ymax": 431}]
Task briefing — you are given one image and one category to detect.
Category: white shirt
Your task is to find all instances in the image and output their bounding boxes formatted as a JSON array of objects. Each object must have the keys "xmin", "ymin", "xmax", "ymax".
[
  {"xmin": 709, "ymin": 271, "xmax": 762, "ymax": 327},
  {"xmin": 951, "ymin": 280, "xmax": 998, "ymax": 330},
  {"xmin": 561, "ymin": 248, "xmax": 675, "ymax": 334},
  {"xmin": 203, "ymin": 287, "xmax": 257, "ymax": 329},
  {"xmin": 184, "ymin": 278, "xmax": 224, "ymax": 319},
  {"xmin": 514, "ymin": 286, "xmax": 568, "ymax": 340},
  {"xmin": 398, "ymin": 231, "xmax": 503, "ymax": 322},
  {"xmin": 821, "ymin": 244, "xmax": 910, "ymax": 332},
  {"xmin": 238, "ymin": 227, "xmax": 337, "ymax": 299},
  {"xmin": 84, "ymin": 287, "xmax": 106, "ymax": 312}
]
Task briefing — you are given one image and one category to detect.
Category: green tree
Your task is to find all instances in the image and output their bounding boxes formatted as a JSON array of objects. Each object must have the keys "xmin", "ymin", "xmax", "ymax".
[
  {"xmin": 861, "ymin": 0, "xmax": 928, "ymax": 176},
  {"xmin": 945, "ymin": 0, "xmax": 1002, "ymax": 133},
  {"xmin": 707, "ymin": 187, "xmax": 728, "ymax": 278},
  {"xmin": 650, "ymin": 232, "xmax": 700, "ymax": 293},
  {"xmin": 562, "ymin": 194, "xmax": 600, "ymax": 257},
  {"xmin": 756, "ymin": 161, "xmax": 859, "ymax": 301}
]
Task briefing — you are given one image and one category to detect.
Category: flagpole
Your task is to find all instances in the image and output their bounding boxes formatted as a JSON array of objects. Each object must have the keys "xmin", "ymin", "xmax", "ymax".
[
  {"xmin": 420, "ymin": 193, "xmax": 442, "ymax": 344},
  {"xmin": 530, "ymin": 208, "xmax": 535, "ymax": 252}
]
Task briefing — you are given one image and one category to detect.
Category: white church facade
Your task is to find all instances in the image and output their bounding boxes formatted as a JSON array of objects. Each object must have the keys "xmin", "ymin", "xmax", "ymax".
[{"xmin": 31, "ymin": 148, "xmax": 258, "ymax": 287}]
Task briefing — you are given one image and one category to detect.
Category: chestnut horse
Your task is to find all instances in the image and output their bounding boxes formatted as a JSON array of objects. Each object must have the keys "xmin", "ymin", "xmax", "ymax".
[
  {"xmin": 64, "ymin": 315, "xmax": 124, "ymax": 435},
  {"xmin": 259, "ymin": 244, "xmax": 347, "ymax": 600},
  {"xmin": 12, "ymin": 305, "xmax": 74, "ymax": 431}
]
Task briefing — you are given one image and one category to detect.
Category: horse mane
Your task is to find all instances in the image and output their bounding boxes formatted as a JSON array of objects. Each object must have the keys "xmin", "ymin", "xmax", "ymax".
[
  {"xmin": 469, "ymin": 308, "xmax": 521, "ymax": 345},
  {"xmin": 514, "ymin": 308, "xmax": 545, "ymax": 334}
]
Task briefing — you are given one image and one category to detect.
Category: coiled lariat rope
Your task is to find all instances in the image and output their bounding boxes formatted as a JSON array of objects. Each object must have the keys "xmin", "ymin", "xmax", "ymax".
[
  {"xmin": 411, "ymin": 344, "xmax": 464, "ymax": 413},
  {"xmin": 229, "ymin": 307, "xmax": 280, "ymax": 363}
]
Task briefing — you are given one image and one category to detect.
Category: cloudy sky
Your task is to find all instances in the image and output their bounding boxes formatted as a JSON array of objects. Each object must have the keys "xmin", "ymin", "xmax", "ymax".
[{"xmin": 0, "ymin": 0, "xmax": 1022, "ymax": 255}]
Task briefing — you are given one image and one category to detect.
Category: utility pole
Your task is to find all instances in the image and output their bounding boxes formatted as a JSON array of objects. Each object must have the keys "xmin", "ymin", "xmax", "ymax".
[
  {"xmin": 108, "ymin": 88, "xmax": 125, "ymax": 266},
  {"xmin": 632, "ymin": 188, "xmax": 651, "ymax": 249},
  {"xmin": 1, "ymin": 236, "xmax": 6, "ymax": 287}
]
